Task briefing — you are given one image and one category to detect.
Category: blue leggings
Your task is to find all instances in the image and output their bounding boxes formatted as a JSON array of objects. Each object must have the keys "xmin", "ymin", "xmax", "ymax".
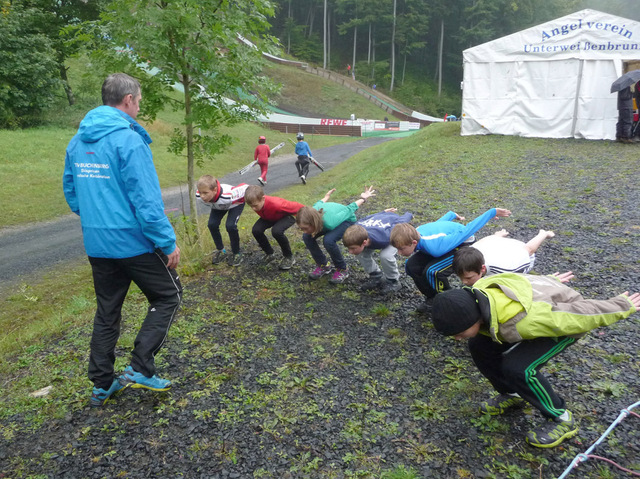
[{"xmin": 302, "ymin": 220, "xmax": 354, "ymax": 270}]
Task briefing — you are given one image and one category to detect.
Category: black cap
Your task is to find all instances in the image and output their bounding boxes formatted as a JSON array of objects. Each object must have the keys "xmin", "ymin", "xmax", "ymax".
[{"xmin": 432, "ymin": 289, "xmax": 482, "ymax": 336}]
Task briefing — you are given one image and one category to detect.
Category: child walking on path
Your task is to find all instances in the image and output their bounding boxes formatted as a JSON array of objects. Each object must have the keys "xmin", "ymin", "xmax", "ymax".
[
  {"xmin": 296, "ymin": 186, "xmax": 375, "ymax": 284},
  {"xmin": 254, "ymin": 136, "xmax": 270, "ymax": 185},
  {"xmin": 432, "ymin": 272, "xmax": 640, "ymax": 448},
  {"xmin": 294, "ymin": 132, "xmax": 313, "ymax": 184},
  {"xmin": 197, "ymin": 175, "xmax": 249, "ymax": 267},
  {"xmin": 390, "ymin": 207, "xmax": 511, "ymax": 312},
  {"xmin": 342, "ymin": 208, "xmax": 413, "ymax": 294},
  {"xmin": 244, "ymin": 185, "xmax": 304, "ymax": 270},
  {"xmin": 453, "ymin": 229, "xmax": 555, "ymax": 286}
]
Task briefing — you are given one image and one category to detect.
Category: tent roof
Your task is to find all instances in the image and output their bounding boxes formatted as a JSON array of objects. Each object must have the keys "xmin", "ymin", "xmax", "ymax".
[{"xmin": 463, "ymin": 9, "xmax": 640, "ymax": 63}]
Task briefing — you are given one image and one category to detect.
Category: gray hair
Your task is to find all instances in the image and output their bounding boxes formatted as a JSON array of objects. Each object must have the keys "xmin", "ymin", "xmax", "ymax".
[{"xmin": 101, "ymin": 73, "xmax": 141, "ymax": 106}]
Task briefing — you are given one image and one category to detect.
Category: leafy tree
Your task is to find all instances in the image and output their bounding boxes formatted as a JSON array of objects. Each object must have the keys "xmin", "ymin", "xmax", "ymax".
[
  {"xmin": 20, "ymin": 0, "xmax": 102, "ymax": 106},
  {"xmin": 100, "ymin": 0, "xmax": 279, "ymax": 228},
  {"xmin": 0, "ymin": 2, "xmax": 59, "ymax": 128},
  {"xmin": 394, "ymin": 0, "xmax": 428, "ymax": 86}
]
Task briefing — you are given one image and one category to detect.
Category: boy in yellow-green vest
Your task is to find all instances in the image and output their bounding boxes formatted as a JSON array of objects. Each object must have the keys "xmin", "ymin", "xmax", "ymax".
[{"xmin": 432, "ymin": 272, "xmax": 639, "ymax": 448}]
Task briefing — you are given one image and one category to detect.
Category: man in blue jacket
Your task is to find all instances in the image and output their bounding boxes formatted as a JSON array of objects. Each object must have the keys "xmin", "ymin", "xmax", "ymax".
[{"xmin": 63, "ymin": 73, "xmax": 182, "ymax": 407}]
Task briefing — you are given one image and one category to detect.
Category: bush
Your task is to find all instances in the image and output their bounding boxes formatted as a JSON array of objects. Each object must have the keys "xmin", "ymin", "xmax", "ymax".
[{"xmin": 0, "ymin": 6, "xmax": 60, "ymax": 128}]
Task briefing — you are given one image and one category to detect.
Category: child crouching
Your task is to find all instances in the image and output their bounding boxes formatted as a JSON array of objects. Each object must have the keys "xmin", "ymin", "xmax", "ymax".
[
  {"xmin": 244, "ymin": 185, "xmax": 304, "ymax": 270},
  {"xmin": 343, "ymin": 209, "xmax": 413, "ymax": 294},
  {"xmin": 296, "ymin": 186, "xmax": 375, "ymax": 284}
]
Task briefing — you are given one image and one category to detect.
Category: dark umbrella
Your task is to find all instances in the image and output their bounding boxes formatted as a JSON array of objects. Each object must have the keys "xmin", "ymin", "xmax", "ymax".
[{"xmin": 611, "ymin": 70, "xmax": 640, "ymax": 93}]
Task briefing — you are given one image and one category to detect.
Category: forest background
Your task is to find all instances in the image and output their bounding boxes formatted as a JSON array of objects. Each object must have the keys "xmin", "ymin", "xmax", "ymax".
[{"xmin": 2, "ymin": 0, "xmax": 639, "ymax": 133}]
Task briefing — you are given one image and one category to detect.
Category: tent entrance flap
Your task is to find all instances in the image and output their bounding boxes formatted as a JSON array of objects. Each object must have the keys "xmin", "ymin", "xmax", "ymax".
[{"xmin": 570, "ymin": 60, "xmax": 584, "ymax": 137}]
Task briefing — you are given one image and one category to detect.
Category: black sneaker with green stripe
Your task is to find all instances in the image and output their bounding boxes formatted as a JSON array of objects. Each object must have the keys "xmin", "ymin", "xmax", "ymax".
[
  {"xmin": 526, "ymin": 410, "xmax": 578, "ymax": 448},
  {"xmin": 479, "ymin": 393, "xmax": 524, "ymax": 415}
]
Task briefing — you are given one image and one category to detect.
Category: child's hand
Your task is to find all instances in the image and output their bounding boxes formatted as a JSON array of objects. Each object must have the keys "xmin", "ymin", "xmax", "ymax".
[
  {"xmin": 321, "ymin": 188, "xmax": 336, "ymax": 202},
  {"xmin": 360, "ymin": 185, "xmax": 376, "ymax": 201},
  {"xmin": 495, "ymin": 208, "xmax": 512, "ymax": 217},
  {"xmin": 622, "ymin": 292, "xmax": 640, "ymax": 309},
  {"xmin": 552, "ymin": 271, "xmax": 574, "ymax": 283},
  {"xmin": 455, "ymin": 213, "xmax": 466, "ymax": 221},
  {"xmin": 384, "ymin": 207, "xmax": 397, "ymax": 213}
]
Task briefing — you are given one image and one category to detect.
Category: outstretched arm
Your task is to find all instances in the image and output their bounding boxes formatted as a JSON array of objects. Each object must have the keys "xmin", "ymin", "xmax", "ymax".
[
  {"xmin": 320, "ymin": 188, "xmax": 336, "ymax": 203},
  {"xmin": 355, "ymin": 185, "xmax": 376, "ymax": 207},
  {"xmin": 495, "ymin": 208, "xmax": 512, "ymax": 217}
]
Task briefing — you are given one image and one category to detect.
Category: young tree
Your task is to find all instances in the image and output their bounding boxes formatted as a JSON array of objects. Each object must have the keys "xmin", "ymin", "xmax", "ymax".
[
  {"xmin": 101, "ymin": 0, "xmax": 279, "ymax": 228},
  {"xmin": 21, "ymin": 0, "xmax": 102, "ymax": 106}
]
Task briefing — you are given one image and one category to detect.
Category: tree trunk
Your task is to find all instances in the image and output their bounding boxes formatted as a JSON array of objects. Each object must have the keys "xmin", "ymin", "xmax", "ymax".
[
  {"xmin": 59, "ymin": 63, "xmax": 75, "ymax": 106},
  {"xmin": 372, "ymin": 35, "xmax": 376, "ymax": 78},
  {"xmin": 390, "ymin": 0, "xmax": 396, "ymax": 92},
  {"xmin": 287, "ymin": 0, "xmax": 291, "ymax": 54},
  {"xmin": 402, "ymin": 50, "xmax": 406, "ymax": 86},
  {"xmin": 308, "ymin": 4, "xmax": 315, "ymax": 37},
  {"xmin": 438, "ymin": 19, "xmax": 444, "ymax": 97},
  {"xmin": 367, "ymin": 23, "xmax": 371, "ymax": 64},
  {"xmin": 323, "ymin": 0, "xmax": 327, "ymax": 69},
  {"xmin": 328, "ymin": 5, "xmax": 331, "ymax": 68},
  {"xmin": 182, "ymin": 74, "xmax": 197, "ymax": 228},
  {"xmin": 352, "ymin": 25, "xmax": 357, "ymax": 77}
]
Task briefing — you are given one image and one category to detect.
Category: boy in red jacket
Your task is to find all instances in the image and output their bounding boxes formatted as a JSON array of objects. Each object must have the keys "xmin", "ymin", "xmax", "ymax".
[
  {"xmin": 244, "ymin": 185, "xmax": 304, "ymax": 270},
  {"xmin": 254, "ymin": 136, "xmax": 271, "ymax": 185}
]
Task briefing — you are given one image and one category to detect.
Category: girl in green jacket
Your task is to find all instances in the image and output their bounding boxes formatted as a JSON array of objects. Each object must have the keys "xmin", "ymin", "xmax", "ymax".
[{"xmin": 296, "ymin": 186, "xmax": 375, "ymax": 284}]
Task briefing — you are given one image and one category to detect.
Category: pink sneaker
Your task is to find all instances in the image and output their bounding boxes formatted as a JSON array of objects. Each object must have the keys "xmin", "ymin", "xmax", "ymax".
[
  {"xmin": 309, "ymin": 263, "xmax": 332, "ymax": 280},
  {"xmin": 329, "ymin": 268, "xmax": 349, "ymax": 284}
]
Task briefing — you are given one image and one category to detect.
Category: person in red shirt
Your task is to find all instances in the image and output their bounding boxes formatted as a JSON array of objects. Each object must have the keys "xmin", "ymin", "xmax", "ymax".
[
  {"xmin": 245, "ymin": 185, "xmax": 304, "ymax": 270},
  {"xmin": 254, "ymin": 136, "xmax": 271, "ymax": 185}
]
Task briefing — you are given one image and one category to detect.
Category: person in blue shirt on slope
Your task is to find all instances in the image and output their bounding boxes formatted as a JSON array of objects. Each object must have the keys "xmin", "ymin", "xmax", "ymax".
[{"xmin": 294, "ymin": 132, "xmax": 313, "ymax": 185}]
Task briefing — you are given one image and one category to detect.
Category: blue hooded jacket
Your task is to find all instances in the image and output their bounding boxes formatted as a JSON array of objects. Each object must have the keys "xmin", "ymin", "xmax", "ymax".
[
  {"xmin": 416, "ymin": 209, "xmax": 497, "ymax": 257},
  {"xmin": 63, "ymin": 105, "xmax": 176, "ymax": 259}
]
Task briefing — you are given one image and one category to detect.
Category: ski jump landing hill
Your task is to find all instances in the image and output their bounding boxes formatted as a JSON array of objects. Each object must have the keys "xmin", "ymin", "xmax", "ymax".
[{"xmin": 238, "ymin": 35, "xmax": 443, "ymax": 137}]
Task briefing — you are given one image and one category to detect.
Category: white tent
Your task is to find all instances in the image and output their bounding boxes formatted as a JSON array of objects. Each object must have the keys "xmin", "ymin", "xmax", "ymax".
[{"xmin": 461, "ymin": 9, "xmax": 640, "ymax": 140}]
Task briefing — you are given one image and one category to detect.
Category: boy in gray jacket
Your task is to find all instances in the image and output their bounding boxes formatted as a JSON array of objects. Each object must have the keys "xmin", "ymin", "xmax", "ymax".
[{"xmin": 432, "ymin": 272, "xmax": 639, "ymax": 448}]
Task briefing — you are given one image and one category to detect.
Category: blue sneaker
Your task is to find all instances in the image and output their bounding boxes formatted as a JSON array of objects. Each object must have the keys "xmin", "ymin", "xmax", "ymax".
[
  {"xmin": 118, "ymin": 365, "xmax": 172, "ymax": 391},
  {"xmin": 90, "ymin": 378, "xmax": 125, "ymax": 407}
]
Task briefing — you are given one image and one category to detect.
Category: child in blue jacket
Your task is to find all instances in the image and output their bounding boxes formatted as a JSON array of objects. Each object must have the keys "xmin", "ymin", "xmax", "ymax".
[
  {"xmin": 343, "ymin": 209, "xmax": 413, "ymax": 294},
  {"xmin": 390, "ymin": 207, "xmax": 511, "ymax": 312},
  {"xmin": 294, "ymin": 132, "xmax": 313, "ymax": 184}
]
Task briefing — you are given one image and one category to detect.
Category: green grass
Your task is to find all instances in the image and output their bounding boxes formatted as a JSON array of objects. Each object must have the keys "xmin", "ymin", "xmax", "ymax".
[
  {"xmin": 3, "ymin": 121, "xmax": 637, "ymax": 366},
  {"xmin": 0, "ymin": 60, "xmax": 366, "ymax": 229},
  {"xmin": 266, "ymin": 62, "xmax": 402, "ymax": 121},
  {"xmin": 2, "ymin": 119, "xmax": 640, "ymax": 477}
]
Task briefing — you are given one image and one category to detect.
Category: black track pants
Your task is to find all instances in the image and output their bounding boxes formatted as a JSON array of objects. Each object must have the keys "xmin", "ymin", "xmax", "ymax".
[
  {"xmin": 88, "ymin": 252, "xmax": 182, "ymax": 389},
  {"xmin": 468, "ymin": 334, "xmax": 576, "ymax": 419}
]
